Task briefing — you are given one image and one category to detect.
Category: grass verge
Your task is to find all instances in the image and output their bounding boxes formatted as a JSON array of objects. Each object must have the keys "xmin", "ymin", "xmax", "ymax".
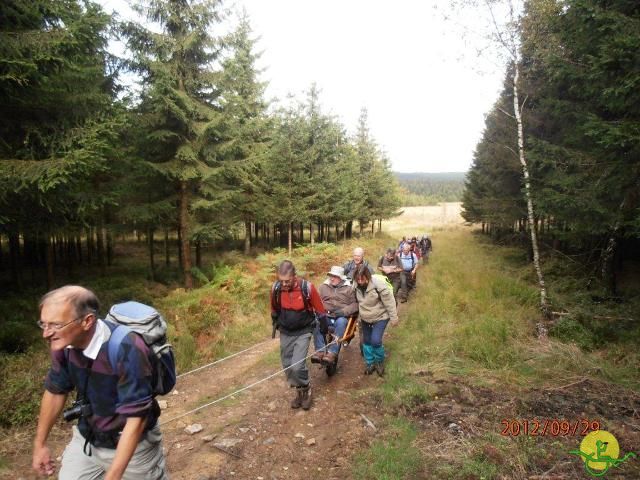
[{"xmin": 354, "ymin": 228, "xmax": 640, "ymax": 479}]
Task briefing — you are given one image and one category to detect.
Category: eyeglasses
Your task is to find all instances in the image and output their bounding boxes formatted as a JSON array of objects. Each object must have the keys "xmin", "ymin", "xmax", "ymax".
[{"xmin": 37, "ymin": 314, "xmax": 90, "ymax": 331}]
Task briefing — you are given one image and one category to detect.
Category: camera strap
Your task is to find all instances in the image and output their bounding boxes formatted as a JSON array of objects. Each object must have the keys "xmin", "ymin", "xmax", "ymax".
[{"xmin": 81, "ymin": 359, "xmax": 94, "ymax": 457}]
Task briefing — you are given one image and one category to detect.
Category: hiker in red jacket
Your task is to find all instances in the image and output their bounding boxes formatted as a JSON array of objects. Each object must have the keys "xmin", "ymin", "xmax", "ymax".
[{"xmin": 270, "ymin": 260, "xmax": 326, "ymax": 410}]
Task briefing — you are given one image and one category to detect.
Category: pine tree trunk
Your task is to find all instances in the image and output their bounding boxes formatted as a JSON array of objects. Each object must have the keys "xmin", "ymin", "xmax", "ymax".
[
  {"xmin": 335, "ymin": 224, "xmax": 339, "ymax": 241},
  {"xmin": 177, "ymin": 227, "xmax": 183, "ymax": 270},
  {"xmin": 179, "ymin": 180, "xmax": 193, "ymax": 289},
  {"xmin": 9, "ymin": 232, "xmax": 22, "ymax": 290},
  {"xmin": 86, "ymin": 227, "xmax": 93, "ymax": 266},
  {"xmin": 45, "ymin": 235, "xmax": 54, "ymax": 291},
  {"xmin": 195, "ymin": 240, "xmax": 202, "ymax": 269},
  {"xmin": 601, "ymin": 199, "xmax": 626, "ymax": 296},
  {"xmin": 601, "ymin": 236, "xmax": 617, "ymax": 296},
  {"xmin": 66, "ymin": 234, "xmax": 73, "ymax": 277},
  {"xmin": 343, "ymin": 222, "xmax": 347, "ymax": 241},
  {"xmin": 288, "ymin": 222, "xmax": 293, "ymax": 256},
  {"xmin": 76, "ymin": 236, "xmax": 82, "ymax": 264},
  {"xmin": 106, "ymin": 230, "xmax": 113, "ymax": 267},
  {"xmin": 164, "ymin": 228, "xmax": 170, "ymax": 267},
  {"xmin": 513, "ymin": 65, "xmax": 548, "ymax": 319},
  {"xmin": 96, "ymin": 217, "xmax": 106, "ymax": 276},
  {"xmin": 244, "ymin": 221, "xmax": 251, "ymax": 255},
  {"xmin": 310, "ymin": 223, "xmax": 314, "ymax": 247},
  {"xmin": 148, "ymin": 227, "xmax": 155, "ymax": 281}
]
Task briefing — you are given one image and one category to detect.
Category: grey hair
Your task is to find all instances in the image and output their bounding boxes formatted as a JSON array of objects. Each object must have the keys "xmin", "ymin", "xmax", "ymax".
[
  {"xmin": 277, "ymin": 260, "xmax": 296, "ymax": 276},
  {"xmin": 39, "ymin": 285, "xmax": 100, "ymax": 318}
]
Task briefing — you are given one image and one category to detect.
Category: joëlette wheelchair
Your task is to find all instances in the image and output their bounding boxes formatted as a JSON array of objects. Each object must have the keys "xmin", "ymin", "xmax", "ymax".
[{"xmin": 317, "ymin": 314, "xmax": 359, "ymax": 377}]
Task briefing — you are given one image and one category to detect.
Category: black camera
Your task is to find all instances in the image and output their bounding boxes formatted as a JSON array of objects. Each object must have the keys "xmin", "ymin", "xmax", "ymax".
[{"xmin": 63, "ymin": 399, "xmax": 93, "ymax": 422}]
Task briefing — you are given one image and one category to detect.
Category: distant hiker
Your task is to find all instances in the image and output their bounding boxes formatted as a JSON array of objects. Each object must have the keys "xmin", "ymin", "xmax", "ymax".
[
  {"xmin": 397, "ymin": 236, "xmax": 407, "ymax": 252},
  {"xmin": 353, "ymin": 265, "xmax": 399, "ymax": 376},
  {"xmin": 399, "ymin": 242, "xmax": 419, "ymax": 301},
  {"xmin": 377, "ymin": 248, "xmax": 404, "ymax": 301},
  {"xmin": 314, "ymin": 266, "xmax": 359, "ymax": 367},
  {"xmin": 420, "ymin": 235, "xmax": 432, "ymax": 263},
  {"xmin": 343, "ymin": 247, "xmax": 375, "ymax": 280},
  {"xmin": 410, "ymin": 238, "xmax": 421, "ymax": 261},
  {"xmin": 271, "ymin": 260, "xmax": 326, "ymax": 410},
  {"xmin": 32, "ymin": 286, "xmax": 168, "ymax": 480}
]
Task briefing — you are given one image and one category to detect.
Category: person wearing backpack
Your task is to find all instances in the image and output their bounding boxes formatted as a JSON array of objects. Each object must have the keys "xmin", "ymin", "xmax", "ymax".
[
  {"xmin": 354, "ymin": 265, "xmax": 399, "ymax": 376},
  {"xmin": 342, "ymin": 247, "xmax": 375, "ymax": 280},
  {"xmin": 271, "ymin": 260, "xmax": 326, "ymax": 410},
  {"xmin": 377, "ymin": 247, "xmax": 404, "ymax": 302},
  {"xmin": 399, "ymin": 242, "xmax": 419, "ymax": 301},
  {"xmin": 32, "ymin": 286, "xmax": 168, "ymax": 480}
]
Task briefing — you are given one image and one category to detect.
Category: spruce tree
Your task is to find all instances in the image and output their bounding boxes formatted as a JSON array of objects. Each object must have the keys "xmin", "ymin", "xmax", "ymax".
[{"xmin": 123, "ymin": 0, "xmax": 227, "ymax": 288}]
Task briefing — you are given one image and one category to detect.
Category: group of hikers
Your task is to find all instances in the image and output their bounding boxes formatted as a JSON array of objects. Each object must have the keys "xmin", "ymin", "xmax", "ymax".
[
  {"xmin": 30, "ymin": 236, "xmax": 432, "ymax": 478},
  {"xmin": 271, "ymin": 237, "xmax": 432, "ymax": 412}
]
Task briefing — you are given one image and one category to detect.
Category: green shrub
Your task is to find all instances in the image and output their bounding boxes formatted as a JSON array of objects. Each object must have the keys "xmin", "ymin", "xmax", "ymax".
[
  {"xmin": 0, "ymin": 321, "xmax": 39, "ymax": 354},
  {"xmin": 0, "ymin": 349, "xmax": 48, "ymax": 427},
  {"xmin": 549, "ymin": 317, "xmax": 598, "ymax": 350}
]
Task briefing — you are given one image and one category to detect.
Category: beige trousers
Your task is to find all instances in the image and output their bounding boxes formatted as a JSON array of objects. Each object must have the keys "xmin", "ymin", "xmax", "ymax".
[{"xmin": 59, "ymin": 425, "xmax": 168, "ymax": 480}]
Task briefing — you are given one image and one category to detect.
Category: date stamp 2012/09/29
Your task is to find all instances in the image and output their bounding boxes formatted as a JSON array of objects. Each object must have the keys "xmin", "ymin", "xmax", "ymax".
[{"xmin": 500, "ymin": 418, "xmax": 601, "ymax": 437}]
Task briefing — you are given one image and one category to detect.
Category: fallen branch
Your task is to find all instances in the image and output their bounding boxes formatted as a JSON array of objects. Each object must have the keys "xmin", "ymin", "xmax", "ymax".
[
  {"xmin": 212, "ymin": 444, "xmax": 244, "ymax": 459},
  {"xmin": 544, "ymin": 378, "xmax": 588, "ymax": 391},
  {"xmin": 593, "ymin": 315, "xmax": 637, "ymax": 322},
  {"xmin": 360, "ymin": 413, "xmax": 377, "ymax": 431}
]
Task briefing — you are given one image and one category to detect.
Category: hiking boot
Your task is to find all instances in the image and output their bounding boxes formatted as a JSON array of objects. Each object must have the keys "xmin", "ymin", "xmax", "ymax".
[
  {"xmin": 290, "ymin": 387, "xmax": 304, "ymax": 409},
  {"xmin": 322, "ymin": 352, "xmax": 337, "ymax": 366},
  {"xmin": 301, "ymin": 385, "xmax": 312, "ymax": 410},
  {"xmin": 364, "ymin": 364, "xmax": 375, "ymax": 375},
  {"xmin": 374, "ymin": 362, "xmax": 385, "ymax": 377},
  {"xmin": 310, "ymin": 351, "xmax": 325, "ymax": 364}
]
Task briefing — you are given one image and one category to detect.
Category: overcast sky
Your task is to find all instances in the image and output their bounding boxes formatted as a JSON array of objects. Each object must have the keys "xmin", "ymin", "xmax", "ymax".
[{"xmin": 100, "ymin": 0, "xmax": 506, "ymax": 173}]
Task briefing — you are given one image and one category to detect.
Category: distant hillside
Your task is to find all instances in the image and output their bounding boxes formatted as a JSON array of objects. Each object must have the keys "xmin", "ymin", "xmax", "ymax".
[{"xmin": 394, "ymin": 172, "xmax": 466, "ymax": 206}]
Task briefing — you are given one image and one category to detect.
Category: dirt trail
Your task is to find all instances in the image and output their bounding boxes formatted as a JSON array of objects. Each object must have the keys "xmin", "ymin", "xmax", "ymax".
[{"xmin": 164, "ymin": 331, "xmax": 387, "ymax": 480}]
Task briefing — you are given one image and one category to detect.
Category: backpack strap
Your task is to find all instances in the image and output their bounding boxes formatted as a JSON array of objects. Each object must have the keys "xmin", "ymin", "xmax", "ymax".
[
  {"xmin": 300, "ymin": 279, "xmax": 312, "ymax": 313},
  {"xmin": 271, "ymin": 281, "xmax": 282, "ymax": 314},
  {"xmin": 107, "ymin": 325, "xmax": 131, "ymax": 373}
]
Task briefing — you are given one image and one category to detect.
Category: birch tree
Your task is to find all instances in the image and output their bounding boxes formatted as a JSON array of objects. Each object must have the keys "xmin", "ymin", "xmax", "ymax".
[{"xmin": 453, "ymin": 0, "xmax": 550, "ymax": 322}]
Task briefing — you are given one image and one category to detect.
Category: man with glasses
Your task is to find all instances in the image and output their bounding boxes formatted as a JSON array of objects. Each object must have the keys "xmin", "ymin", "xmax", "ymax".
[{"xmin": 32, "ymin": 285, "xmax": 168, "ymax": 479}]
